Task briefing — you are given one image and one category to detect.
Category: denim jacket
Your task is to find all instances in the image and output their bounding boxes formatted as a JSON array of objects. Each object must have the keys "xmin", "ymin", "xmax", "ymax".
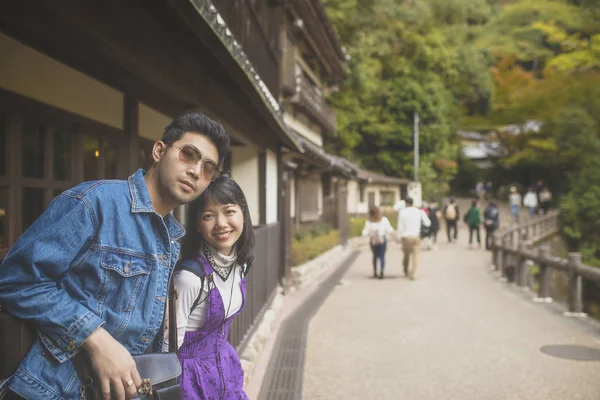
[{"xmin": 0, "ymin": 169, "xmax": 185, "ymax": 399}]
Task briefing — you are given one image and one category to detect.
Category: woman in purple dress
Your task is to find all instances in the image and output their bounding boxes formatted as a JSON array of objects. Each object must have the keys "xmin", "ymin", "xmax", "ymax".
[{"xmin": 167, "ymin": 175, "xmax": 254, "ymax": 399}]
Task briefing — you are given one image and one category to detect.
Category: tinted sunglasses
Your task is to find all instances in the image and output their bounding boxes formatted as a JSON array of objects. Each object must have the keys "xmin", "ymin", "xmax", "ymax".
[{"xmin": 169, "ymin": 145, "xmax": 221, "ymax": 181}]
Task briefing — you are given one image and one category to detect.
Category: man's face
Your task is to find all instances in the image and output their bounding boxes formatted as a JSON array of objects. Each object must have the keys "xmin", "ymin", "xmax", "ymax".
[{"xmin": 154, "ymin": 132, "xmax": 219, "ymax": 208}]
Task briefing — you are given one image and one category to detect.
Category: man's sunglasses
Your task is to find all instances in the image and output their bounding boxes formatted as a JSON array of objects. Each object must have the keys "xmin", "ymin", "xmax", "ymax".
[{"xmin": 169, "ymin": 145, "xmax": 221, "ymax": 181}]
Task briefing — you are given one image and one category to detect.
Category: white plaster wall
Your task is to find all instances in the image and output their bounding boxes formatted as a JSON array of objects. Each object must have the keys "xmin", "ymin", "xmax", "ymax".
[
  {"xmin": 347, "ymin": 180, "xmax": 359, "ymax": 214},
  {"xmin": 317, "ymin": 179, "xmax": 323, "ymax": 216},
  {"xmin": 266, "ymin": 149, "xmax": 278, "ymax": 224},
  {"xmin": 283, "ymin": 112, "xmax": 322, "ymax": 146},
  {"xmin": 0, "ymin": 33, "xmax": 123, "ymax": 129},
  {"xmin": 139, "ymin": 103, "xmax": 172, "ymax": 141},
  {"xmin": 231, "ymin": 147, "xmax": 259, "ymax": 225},
  {"xmin": 289, "ymin": 174, "xmax": 296, "ymax": 219}
]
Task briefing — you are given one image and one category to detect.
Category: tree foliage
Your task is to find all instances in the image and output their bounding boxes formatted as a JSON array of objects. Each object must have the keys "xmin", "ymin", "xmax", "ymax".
[{"xmin": 323, "ymin": 0, "xmax": 493, "ymax": 198}]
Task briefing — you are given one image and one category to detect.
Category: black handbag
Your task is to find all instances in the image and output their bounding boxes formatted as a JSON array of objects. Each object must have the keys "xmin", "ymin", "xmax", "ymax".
[{"xmin": 74, "ymin": 279, "xmax": 182, "ymax": 399}]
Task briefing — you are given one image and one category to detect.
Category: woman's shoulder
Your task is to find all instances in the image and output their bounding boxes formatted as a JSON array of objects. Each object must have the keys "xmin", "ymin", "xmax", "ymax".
[{"xmin": 174, "ymin": 269, "xmax": 204, "ymax": 291}]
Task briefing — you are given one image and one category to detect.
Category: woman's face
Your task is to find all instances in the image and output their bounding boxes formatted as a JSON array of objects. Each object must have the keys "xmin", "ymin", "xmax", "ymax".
[{"xmin": 197, "ymin": 199, "xmax": 244, "ymax": 256}]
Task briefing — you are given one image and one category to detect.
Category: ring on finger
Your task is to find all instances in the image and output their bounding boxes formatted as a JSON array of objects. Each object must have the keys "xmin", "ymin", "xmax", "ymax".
[{"xmin": 126, "ymin": 379, "xmax": 134, "ymax": 387}]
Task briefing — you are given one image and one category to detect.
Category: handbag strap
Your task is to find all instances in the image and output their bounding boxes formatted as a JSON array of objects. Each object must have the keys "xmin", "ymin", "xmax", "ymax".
[{"xmin": 167, "ymin": 276, "xmax": 178, "ymax": 354}]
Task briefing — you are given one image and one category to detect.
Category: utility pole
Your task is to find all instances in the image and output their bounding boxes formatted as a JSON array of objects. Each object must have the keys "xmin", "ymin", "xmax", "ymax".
[{"xmin": 413, "ymin": 112, "xmax": 419, "ymax": 181}]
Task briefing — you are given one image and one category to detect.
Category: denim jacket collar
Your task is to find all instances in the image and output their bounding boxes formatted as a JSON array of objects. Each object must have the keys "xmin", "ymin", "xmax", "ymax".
[{"xmin": 128, "ymin": 169, "xmax": 186, "ymax": 240}]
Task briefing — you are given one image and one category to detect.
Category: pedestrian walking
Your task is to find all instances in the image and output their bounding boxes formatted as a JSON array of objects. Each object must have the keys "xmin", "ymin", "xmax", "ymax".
[
  {"xmin": 509, "ymin": 186, "xmax": 522, "ymax": 223},
  {"xmin": 420, "ymin": 201, "xmax": 433, "ymax": 250},
  {"xmin": 167, "ymin": 175, "xmax": 254, "ymax": 399},
  {"xmin": 483, "ymin": 202, "xmax": 500, "ymax": 250},
  {"xmin": 393, "ymin": 198, "xmax": 406, "ymax": 233},
  {"xmin": 362, "ymin": 206, "xmax": 395, "ymax": 279},
  {"xmin": 523, "ymin": 187, "xmax": 538, "ymax": 218},
  {"xmin": 539, "ymin": 187, "xmax": 552, "ymax": 215},
  {"xmin": 465, "ymin": 200, "xmax": 482, "ymax": 248},
  {"xmin": 443, "ymin": 196, "xmax": 460, "ymax": 243},
  {"xmin": 0, "ymin": 112, "xmax": 230, "ymax": 399},
  {"xmin": 476, "ymin": 181, "xmax": 485, "ymax": 203},
  {"xmin": 484, "ymin": 181, "xmax": 493, "ymax": 200},
  {"xmin": 428, "ymin": 200, "xmax": 442, "ymax": 246},
  {"xmin": 397, "ymin": 197, "xmax": 431, "ymax": 280}
]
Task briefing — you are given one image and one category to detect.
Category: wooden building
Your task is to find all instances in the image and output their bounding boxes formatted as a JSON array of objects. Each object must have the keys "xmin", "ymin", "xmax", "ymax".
[
  {"xmin": 0, "ymin": 0, "xmax": 307, "ymax": 351},
  {"xmin": 277, "ymin": 0, "xmax": 358, "ymax": 247}
]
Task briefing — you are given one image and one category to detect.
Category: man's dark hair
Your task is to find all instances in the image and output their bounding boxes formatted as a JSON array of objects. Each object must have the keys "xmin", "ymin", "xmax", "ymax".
[
  {"xmin": 161, "ymin": 112, "xmax": 230, "ymax": 166},
  {"xmin": 405, "ymin": 197, "xmax": 414, "ymax": 206},
  {"xmin": 181, "ymin": 175, "xmax": 255, "ymax": 271}
]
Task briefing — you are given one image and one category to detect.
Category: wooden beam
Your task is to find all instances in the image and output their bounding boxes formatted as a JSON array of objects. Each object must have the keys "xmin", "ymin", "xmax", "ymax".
[{"xmin": 258, "ymin": 150, "xmax": 267, "ymax": 226}]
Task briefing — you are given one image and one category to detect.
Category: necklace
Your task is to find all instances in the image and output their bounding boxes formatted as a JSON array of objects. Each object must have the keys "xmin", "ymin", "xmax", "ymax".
[
  {"xmin": 203, "ymin": 242, "xmax": 235, "ymax": 281},
  {"xmin": 222, "ymin": 273, "xmax": 236, "ymax": 336}
]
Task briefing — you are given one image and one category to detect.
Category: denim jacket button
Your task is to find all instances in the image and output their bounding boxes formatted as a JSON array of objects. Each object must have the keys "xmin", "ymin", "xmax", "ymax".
[
  {"xmin": 123, "ymin": 262, "xmax": 131, "ymax": 274},
  {"xmin": 66, "ymin": 339, "xmax": 75, "ymax": 351}
]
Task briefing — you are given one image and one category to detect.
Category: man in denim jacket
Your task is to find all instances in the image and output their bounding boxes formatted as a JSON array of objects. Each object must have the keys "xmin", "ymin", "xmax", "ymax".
[{"xmin": 0, "ymin": 112, "xmax": 230, "ymax": 399}]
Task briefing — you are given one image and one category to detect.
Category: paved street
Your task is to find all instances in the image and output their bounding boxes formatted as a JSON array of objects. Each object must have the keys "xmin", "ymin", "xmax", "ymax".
[{"xmin": 302, "ymin": 225, "xmax": 600, "ymax": 399}]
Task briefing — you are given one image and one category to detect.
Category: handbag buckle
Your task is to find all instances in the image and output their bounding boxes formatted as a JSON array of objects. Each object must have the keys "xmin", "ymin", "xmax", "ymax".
[{"xmin": 138, "ymin": 378, "xmax": 153, "ymax": 395}]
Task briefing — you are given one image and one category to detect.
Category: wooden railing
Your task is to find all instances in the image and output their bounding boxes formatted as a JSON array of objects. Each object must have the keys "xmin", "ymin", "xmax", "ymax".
[
  {"xmin": 492, "ymin": 210, "xmax": 600, "ymax": 314},
  {"xmin": 229, "ymin": 222, "xmax": 282, "ymax": 351}
]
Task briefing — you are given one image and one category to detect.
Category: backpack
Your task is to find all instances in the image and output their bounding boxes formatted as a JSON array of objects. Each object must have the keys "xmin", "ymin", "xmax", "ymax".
[
  {"xmin": 176, "ymin": 259, "xmax": 211, "ymax": 314},
  {"xmin": 369, "ymin": 226, "xmax": 384, "ymax": 246},
  {"xmin": 445, "ymin": 204, "xmax": 457, "ymax": 220}
]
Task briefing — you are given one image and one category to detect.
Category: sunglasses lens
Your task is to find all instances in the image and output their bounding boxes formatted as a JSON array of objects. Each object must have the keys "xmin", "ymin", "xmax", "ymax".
[
  {"xmin": 203, "ymin": 161, "xmax": 220, "ymax": 181},
  {"xmin": 179, "ymin": 146, "xmax": 201, "ymax": 164}
]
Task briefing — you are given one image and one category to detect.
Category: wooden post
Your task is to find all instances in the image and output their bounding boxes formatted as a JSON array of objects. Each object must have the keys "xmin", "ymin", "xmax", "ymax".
[
  {"xmin": 500, "ymin": 236, "xmax": 509, "ymax": 278},
  {"xmin": 537, "ymin": 245, "xmax": 551, "ymax": 299},
  {"xmin": 492, "ymin": 233, "xmax": 500, "ymax": 271},
  {"xmin": 517, "ymin": 242, "xmax": 529, "ymax": 287},
  {"xmin": 567, "ymin": 253, "xmax": 583, "ymax": 314}
]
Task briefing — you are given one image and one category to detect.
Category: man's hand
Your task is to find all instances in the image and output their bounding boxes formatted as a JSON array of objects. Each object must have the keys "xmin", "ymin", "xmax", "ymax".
[{"xmin": 83, "ymin": 328, "xmax": 142, "ymax": 400}]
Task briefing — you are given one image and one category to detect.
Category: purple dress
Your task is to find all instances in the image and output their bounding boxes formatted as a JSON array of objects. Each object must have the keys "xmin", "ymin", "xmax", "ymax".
[{"xmin": 177, "ymin": 256, "xmax": 248, "ymax": 399}]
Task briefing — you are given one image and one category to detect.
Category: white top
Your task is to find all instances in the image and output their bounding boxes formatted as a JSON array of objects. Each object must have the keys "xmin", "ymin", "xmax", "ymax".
[
  {"xmin": 509, "ymin": 193, "xmax": 522, "ymax": 207},
  {"xmin": 163, "ymin": 264, "xmax": 244, "ymax": 350},
  {"xmin": 361, "ymin": 217, "xmax": 395, "ymax": 242},
  {"xmin": 397, "ymin": 207, "xmax": 431, "ymax": 238},
  {"xmin": 539, "ymin": 190, "xmax": 552, "ymax": 202},
  {"xmin": 393, "ymin": 200, "xmax": 406, "ymax": 228},
  {"xmin": 523, "ymin": 192, "xmax": 538, "ymax": 208}
]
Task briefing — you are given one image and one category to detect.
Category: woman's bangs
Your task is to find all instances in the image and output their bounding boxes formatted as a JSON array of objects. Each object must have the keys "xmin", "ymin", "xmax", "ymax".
[{"xmin": 203, "ymin": 182, "xmax": 238, "ymax": 208}]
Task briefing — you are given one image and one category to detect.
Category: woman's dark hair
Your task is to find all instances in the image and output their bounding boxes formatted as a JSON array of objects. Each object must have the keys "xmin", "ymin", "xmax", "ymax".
[
  {"xmin": 181, "ymin": 176, "xmax": 255, "ymax": 272},
  {"xmin": 471, "ymin": 199, "xmax": 478, "ymax": 207},
  {"xmin": 368, "ymin": 206, "xmax": 382, "ymax": 222},
  {"xmin": 161, "ymin": 112, "xmax": 230, "ymax": 166}
]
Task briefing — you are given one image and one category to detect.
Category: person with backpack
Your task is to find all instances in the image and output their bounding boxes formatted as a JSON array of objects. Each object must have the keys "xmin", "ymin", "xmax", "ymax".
[
  {"xmin": 397, "ymin": 198, "xmax": 430, "ymax": 280},
  {"xmin": 443, "ymin": 197, "xmax": 460, "ymax": 243},
  {"xmin": 0, "ymin": 113, "xmax": 230, "ymax": 399},
  {"xmin": 362, "ymin": 206, "xmax": 395, "ymax": 279},
  {"xmin": 165, "ymin": 175, "xmax": 254, "ymax": 399},
  {"xmin": 483, "ymin": 202, "xmax": 500, "ymax": 250},
  {"xmin": 465, "ymin": 200, "xmax": 482, "ymax": 249}
]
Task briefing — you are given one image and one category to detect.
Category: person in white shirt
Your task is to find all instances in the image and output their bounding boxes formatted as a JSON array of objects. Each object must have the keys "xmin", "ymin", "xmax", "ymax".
[
  {"xmin": 397, "ymin": 197, "xmax": 431, "ymax": 280},
  {"xmin": 362, "ymin": 206, "xmax": 395, "ymax": 279},
  {"xmin": 509, "ymin": 186, "xmax": 522, "ymax": 223},
  {"xmin": 523, "ymin": 187, "xmax": 538, "ymax": 218}
]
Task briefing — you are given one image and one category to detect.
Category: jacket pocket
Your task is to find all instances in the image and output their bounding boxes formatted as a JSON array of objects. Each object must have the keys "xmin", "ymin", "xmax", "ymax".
[{"xmin": 99, "ymin": 250, "xmax": 154, "ymax": 312}]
